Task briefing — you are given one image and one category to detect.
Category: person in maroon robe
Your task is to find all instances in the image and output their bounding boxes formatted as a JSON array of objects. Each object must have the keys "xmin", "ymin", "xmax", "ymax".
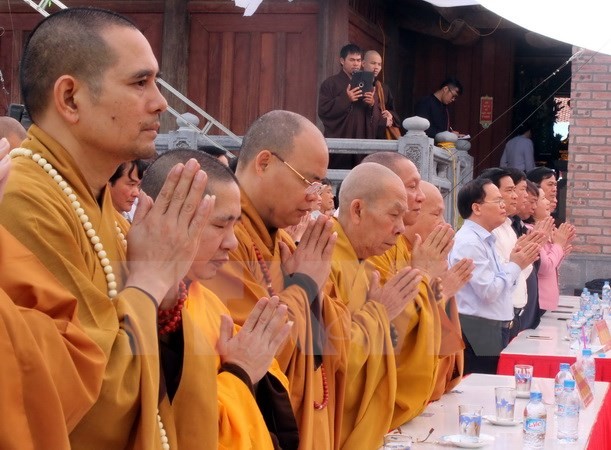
[{"xmin": 318, "ymin": 44, "xmax": 378, "ymax": 169}]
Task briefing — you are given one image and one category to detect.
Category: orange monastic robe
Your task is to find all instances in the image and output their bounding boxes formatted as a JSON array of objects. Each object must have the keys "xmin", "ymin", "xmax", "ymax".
[
  {"xmin": 325, "ymin": 220, "xmax": 397, "ymax": 450},
  {"xmin": 0, "ymin": 226, "xmax": 105, "ymax": 450},
  {"xmin": 369, "ymin": 235, "xmax": 464, "ymax": 409},
  {"xmin": 204, "ymin": 191, "xmax": 349, "ymax": 450},
  {"xmin": 172, "ymin": 281, "xmax": 293, "ymax": 450},
  {"xmin": 0, "ymin": 126, "xmax": 175, "ymax": 449}
]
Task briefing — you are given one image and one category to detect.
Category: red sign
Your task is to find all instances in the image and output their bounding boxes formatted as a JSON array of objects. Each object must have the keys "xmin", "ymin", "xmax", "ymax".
[{"xmin": 480, "ymin": 96, "xmax": 493, "ymax": 129}]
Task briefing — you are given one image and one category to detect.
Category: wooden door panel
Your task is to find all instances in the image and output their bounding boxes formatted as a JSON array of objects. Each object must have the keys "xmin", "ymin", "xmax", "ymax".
[{"xmin": 188, "ymin": 12, "xmax": 318, "ymax": 134}]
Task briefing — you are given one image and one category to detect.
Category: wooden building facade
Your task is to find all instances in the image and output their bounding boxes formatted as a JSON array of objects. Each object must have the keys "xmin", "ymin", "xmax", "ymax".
[{"xmin": 0, "ymin": 0, "xmax": 571, "ymax": 172}]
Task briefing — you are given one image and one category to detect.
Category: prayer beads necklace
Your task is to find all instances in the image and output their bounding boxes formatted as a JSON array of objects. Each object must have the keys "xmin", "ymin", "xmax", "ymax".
[
  {"xmin": 10, "ymin": 148, "xmax": 126, "ymax": 298},
  {"xmin": 10, "ymin": 148, "xmax": 170, "ymax": 449},
  {"xmin": 253, "ymin": 243, "xmax": 329, "ymax": 410}
]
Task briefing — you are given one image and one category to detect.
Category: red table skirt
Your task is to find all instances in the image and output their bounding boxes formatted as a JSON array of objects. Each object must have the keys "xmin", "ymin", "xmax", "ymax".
[
  {"xmin": 587, "ymin": 383, "xmax": 611, "ymax": 449},
  {"xmin": 497, "ymin": 353, "xmax": 611, "ymax": 381}
]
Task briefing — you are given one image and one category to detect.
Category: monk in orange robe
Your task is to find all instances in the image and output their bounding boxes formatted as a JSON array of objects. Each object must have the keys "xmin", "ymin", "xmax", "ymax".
[
  {"xmin": 142, "ymin": 149, "xmax": 299, "ymax": 449},
  {"xmin": 0, "ymin": 138, "xmax": 105, "ymax": 449},
  {"xmin": 364, "ymin": 152, "xmax": 471, "ymax": 416},
  {"xmin": 325, "ymin": 162, "xmax": 424, "ymax": 449},
  {"xmin": 204, "ymin": 110, "xmax": 350, "ymax": 450},
  {"xmin": 402, "ymin": 181, "xmax": 473, "ymax": 399},
  {"xmin": 0, "ymin": 9, "xmax": 214, "ymax": 448}
]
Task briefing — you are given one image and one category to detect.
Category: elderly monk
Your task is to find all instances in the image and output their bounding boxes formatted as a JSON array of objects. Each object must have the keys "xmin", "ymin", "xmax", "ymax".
[
  {"xmin": 0, "ymin": 138, "xmax": 105, "ymax": 449},
  {"xmin": 0, "ymin": 8, "xmax": 214, "ymax": 449},
  {"xmin": 141, "ymin": 149, "xmax": 298, "ymax": 450},
  {"xmin": 402, "ymin": 181, "xmax": 472, "ymax": 400},
  {"xmin": 326, "ymin": 162, "xmax": 423, "ymax": 449},
  {"xmin": 204, "ymin": 110, "xmax": 349, "ymax": 450},
  {"xmin": 363, "ymin": 153, "xmax": 470, "ymax": 425}
]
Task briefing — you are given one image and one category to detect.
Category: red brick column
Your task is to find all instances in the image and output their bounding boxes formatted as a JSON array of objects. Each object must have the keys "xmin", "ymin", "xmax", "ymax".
[{"xmin": 567, "ymin": 49, "xmax": 611, "ymax": 253}]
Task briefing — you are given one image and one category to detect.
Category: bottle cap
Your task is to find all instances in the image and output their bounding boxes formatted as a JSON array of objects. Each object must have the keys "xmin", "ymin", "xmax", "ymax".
[
  {"xmin": 560, "ymin": 363, "xmax": 570, "ymax": 370},
  {"xmin": 529, "ymin": 391, "xmax": 542, "ymax": 401},
  {"xmin": 564, "ymin": 379, "xmax": 576, "ymax": 389},
  {"xmin": 582, "ymin": 348, "xmax": 593, "ymax": 356}
]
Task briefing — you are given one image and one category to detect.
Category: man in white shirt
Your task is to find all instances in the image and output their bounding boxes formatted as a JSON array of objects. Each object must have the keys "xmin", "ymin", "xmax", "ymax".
[{"xmin": 450, "ymin": 178, "xmax": 539, "ymax": 374}]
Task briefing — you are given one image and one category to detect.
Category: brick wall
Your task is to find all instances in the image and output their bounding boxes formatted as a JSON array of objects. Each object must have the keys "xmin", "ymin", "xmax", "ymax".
[
  {"xmin": 568, "ymin": 49, "xmax": 611, "ymax": 253},
  {"xmin": 560, "ymin": 48, "xmax": 611, "ymax": 292}
]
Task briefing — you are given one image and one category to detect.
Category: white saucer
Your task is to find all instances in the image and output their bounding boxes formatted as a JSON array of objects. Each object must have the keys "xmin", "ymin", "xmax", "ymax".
[
  {"xmin": 483, "ymin": 415, "xmax": 521, "ymax": 426},
  {"xmin": 516, "ymin": 390, "xmax": 530, "ymax": 399},
  {"xmin": 440, "ymin": 434, "xmax": 494, "ymax": 448}
]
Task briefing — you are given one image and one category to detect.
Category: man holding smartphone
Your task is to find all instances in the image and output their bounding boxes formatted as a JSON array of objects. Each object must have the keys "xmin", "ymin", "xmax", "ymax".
[{"xmin": 318, "ymin": 44, "xmax": 378, "ymax": 168}]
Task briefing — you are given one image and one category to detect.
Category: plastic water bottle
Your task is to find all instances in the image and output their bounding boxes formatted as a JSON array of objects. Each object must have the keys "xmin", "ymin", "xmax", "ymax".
[
  {"xmin": 523, "ymin": 391, "xmax": 546, "ymax": 448},
  {"xmin": 602, "ymin": 281, "xmax": 611, "ymax": 303},
  {"xmin": 568, "ymin": 317, "xmax": 582, "ymax": 352},
  {"xmin": 581, "ymin": 348, "xmax": 596, "ymax": 393},
  {"xmin": 580, "ymin": 288, "xmax": 590, "ymax": 311},
  {"xmin": 557, "ymin": 379, "xmax": 579, "ymax": 443},
  {"xmin": 554, "ymin": 363, "xmax": 573, "ymax": 405}
]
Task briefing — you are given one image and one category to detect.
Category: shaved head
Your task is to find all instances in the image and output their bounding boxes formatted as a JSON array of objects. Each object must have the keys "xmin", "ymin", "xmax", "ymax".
[
  {"xmin": 363, "ymin": 50, "xmax": 381, "ymax": 60},
  {"xmin": 362, "ymin": 151, "xmax": 424, "ymax": 225},
  {"xmin": 20, "ymin": 7, "xmax": 137, "ymax": 123},
  {"xmin": 362, "ymin": 50, "xmax": 383, "ymax": 77},
  {"xmin": 0, "ymin": 117, "xmax": 27, "ymax": 149},
  {"xmin": 421, "ymin": 180, "xmax": 443, "ymax": 205},
  {"xmin": 362, "ymin": 151, "xmax": 409, "ymax": 173},
  {"xmin": 339, "ymin": 162, "xmax": 399, "ymax": 208},
  {"xmin": 405, "ymin": 181, "xmax": 446, "ymax": 243},
  {"xmin": 237, "ymin": 110, "xmax": 316, "ymax": 168},
  {"xmin": 339, "ymin": 162, "xmax": 408, "ymax": 259},
  {"xmin": 141, "ymin": 149, "xmax": 238, "ymax": 200}
]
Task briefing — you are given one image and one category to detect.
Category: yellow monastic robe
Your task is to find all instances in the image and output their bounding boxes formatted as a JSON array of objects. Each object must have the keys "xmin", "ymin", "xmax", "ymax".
[
  {"xmin": 325, "ymin": 220, "xmax": 397, "ymax": 450},
  {"xmin": 172, "ymin": 281, "xmax": 291, "ymax": 450},
  {"xmin": 0, "ymin": 226, "xmax": 106, "ymax": 450},
  {"xmin": 204, "ymin": 191, "xmax": 349, "ymax": 450},
  {"xmin": 429, "ymin": 294, "xmax": 464, "ymax": 401},
  {"xmin": 369, "ymin": 235, "xmax": 464, "ymax": 412},
  {"xmin": 0, "ymin": 126, "xmax": 176, "ymax": 449}
]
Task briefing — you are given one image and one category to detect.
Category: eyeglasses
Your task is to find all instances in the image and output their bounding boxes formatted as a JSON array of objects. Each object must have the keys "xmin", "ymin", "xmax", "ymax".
[
  {"xmin": 270, "ymin": 152, "xmax": 324, "ymax": 196},
  {"xmin": 480, "ymin": 198, "xmax": 506, "ymax": 206},
  {"xmin": 448, "ymin": 88, "xmax": 459, "ymax": 100}
]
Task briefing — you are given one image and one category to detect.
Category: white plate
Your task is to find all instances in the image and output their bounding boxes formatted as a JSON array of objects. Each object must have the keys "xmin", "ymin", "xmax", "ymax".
[
  {"xmin": 440, "ymin": 434, "xmax": 494, "ymax": 448},
  {"xmin": 483, "ymin": 415, "xmax": 522, "ymax": 426},
  {"xmin": 516, "ymin": 390, "xmax": 530, "ymax": 399}
]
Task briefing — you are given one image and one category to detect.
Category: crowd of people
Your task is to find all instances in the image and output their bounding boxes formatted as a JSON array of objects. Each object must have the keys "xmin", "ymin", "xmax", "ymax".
[{"xmin": 0, "ymin": 7, "xmax": 576, "ymax": 450}]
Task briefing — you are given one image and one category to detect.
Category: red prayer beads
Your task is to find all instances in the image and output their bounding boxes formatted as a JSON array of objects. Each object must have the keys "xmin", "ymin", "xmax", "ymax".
[
  {"xmin": 158, "ymin": 280, "xmax": 187, "ymax": 335},
  {"xmin": 313, "ymin": 363, "xmax": 329, "ymax": 410}
]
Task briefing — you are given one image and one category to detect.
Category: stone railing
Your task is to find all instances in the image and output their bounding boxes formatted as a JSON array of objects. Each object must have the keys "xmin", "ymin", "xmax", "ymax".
[{"xmin": 154, "ymin": 115, "xmax": 474, "ymax": 228}]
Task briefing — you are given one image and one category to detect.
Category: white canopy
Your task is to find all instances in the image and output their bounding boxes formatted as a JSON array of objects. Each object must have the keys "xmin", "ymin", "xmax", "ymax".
[{"xmin": 425, "ymin": 0, "xmax": 611, "ymax": 55}]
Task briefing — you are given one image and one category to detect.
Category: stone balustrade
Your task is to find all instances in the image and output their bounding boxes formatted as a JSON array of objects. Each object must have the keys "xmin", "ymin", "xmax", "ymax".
[{"xmin": 154, "ymin": 114, "xmax": 474, "ymax": 228}]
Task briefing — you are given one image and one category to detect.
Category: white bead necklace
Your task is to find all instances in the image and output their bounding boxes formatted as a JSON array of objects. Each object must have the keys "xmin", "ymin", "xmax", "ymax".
[
  {"xmin": 10, "ymin": 148, "xmax": 126, "ymax": 298},
  {"xmin": 10, "ymin": 148, "xmax": 170, "ymax": 449}
]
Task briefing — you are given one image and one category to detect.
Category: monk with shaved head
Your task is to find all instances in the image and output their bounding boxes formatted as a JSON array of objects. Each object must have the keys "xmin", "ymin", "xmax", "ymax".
[
  {"xmin": 363, "ymin": 153, "xmax": 471, "ymax": 428},
  {"xmin": 326, "ymin": 162, "xmax": 422, "ymax": 449},
  {"xmin": 401, "ymin": 181, "xmax": 473, "ymax": 400},
  {"xmin": 0, "ymin": 117, "xmax": 26, "ymax": 149},
  {"xmin": 204, "ymin": 110, "xmax": 350, "ymax": 450},
  {"xmin": 362, "ymin": 50, "xmax": 401, "ymax": 136}
]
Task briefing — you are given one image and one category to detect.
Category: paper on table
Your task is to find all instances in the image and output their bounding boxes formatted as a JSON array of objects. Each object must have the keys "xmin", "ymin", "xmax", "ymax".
[{"xmin": 538, "ymin": 380, "xmax": 555, "ymax": 405}]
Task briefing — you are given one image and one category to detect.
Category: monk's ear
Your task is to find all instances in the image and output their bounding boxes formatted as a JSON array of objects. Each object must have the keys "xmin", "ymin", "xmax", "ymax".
[
  {"xmin": 350, "ymin": 199, "xmax": 363, "ymax": 224},
  {"xmin": 254, "ymin": 150, "xmax": 273, "ymax": 176},
  {"xmin": 53, "ymin": 75, "xmax": 82, "ymax": 124}
]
